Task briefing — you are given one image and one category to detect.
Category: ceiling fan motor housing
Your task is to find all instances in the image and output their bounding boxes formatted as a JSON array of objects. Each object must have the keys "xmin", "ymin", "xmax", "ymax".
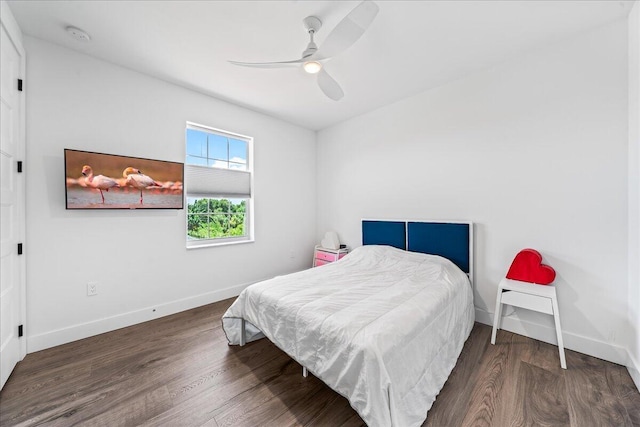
[{"xmin": 303, "ymin": 16, "xmax": 322, "ymax": 33}]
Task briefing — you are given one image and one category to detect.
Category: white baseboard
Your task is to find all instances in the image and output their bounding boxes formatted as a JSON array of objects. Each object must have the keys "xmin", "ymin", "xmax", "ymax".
[
  {"xmin": 27, "ymin": 281, "xmax": 255, "ymax": 353},
  {"xmin": 475, "ymin": 307, "xmax": 628, "ymax": 366},
  {"xmin": 628, "ymin": 349, "xmax": 640, "ymax": 392}
]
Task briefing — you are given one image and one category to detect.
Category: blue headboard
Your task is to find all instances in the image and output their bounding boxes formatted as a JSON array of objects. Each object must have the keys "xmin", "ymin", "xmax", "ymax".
[{"xmin": 362, "ymin": 219, "xmax": 474, "ymax": 284}]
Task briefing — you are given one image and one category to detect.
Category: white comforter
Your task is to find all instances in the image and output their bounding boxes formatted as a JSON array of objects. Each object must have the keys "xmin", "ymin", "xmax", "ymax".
[{"xmin": 222, "ymin": 245, "xmax": 474, "ymax": 427}]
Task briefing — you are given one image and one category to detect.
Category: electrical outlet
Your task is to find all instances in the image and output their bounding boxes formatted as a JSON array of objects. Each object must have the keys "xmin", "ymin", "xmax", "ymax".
[{"xmin": 87, "ymin": 282, "xmax": 98, "ymax": 296}]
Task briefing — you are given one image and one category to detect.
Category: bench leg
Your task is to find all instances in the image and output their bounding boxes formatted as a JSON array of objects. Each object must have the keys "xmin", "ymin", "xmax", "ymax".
[
  {"xmin": 551, "ymin": 297, "xmax": 567, "ymax": 369},
  {"xmin": 491, "ymin": 291, "xmax": 504, "ymax": 345}
]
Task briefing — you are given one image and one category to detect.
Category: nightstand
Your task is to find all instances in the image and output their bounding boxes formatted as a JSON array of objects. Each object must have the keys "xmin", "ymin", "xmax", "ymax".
[
  {"xmin": 313, "ymin": 246, "xmax": 348, "ymax": 267},
  {"xmin": 491, "ymin": 277, "xmax": 566, "ymax": 369}
]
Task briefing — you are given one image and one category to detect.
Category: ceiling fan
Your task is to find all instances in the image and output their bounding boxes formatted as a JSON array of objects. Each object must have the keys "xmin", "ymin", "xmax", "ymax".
[{"xmin": 229, "ymin": 1, "xmax": 379, "ymax": 101}]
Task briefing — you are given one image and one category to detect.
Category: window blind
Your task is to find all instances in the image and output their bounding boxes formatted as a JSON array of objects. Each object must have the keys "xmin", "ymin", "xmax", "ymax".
[{"xmin": 185, "ymin": 164, "xmax": 251, "ymax": 198}]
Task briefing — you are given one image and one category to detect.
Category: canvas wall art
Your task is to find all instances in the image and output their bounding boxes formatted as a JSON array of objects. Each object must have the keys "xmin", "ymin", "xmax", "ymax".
[{"xmin": 64, "ymin": 149, "xmax": 184, "ymax": 209}]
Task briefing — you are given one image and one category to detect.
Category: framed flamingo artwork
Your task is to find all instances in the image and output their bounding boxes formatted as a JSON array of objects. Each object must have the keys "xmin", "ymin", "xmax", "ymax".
[{"xmin": 64, "ymin": 149, "xmax": 184, "ymax": 209}]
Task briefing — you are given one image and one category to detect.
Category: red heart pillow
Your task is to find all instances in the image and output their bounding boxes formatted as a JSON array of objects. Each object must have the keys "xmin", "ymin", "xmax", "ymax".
[{"xmin": 506, "ymin": 249, "xmax": 556, "ymax": 285}]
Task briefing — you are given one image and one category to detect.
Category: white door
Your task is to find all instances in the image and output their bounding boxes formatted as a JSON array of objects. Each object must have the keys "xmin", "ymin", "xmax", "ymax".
[{"xmin": 0, "ymin": 2, "xmax": 26, "ymax": 391}]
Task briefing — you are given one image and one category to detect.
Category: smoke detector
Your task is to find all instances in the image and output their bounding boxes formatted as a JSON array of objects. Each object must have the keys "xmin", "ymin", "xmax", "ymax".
[{"xmin": 66, "ymin": 26, "xmax": 91, "ymax": 42}]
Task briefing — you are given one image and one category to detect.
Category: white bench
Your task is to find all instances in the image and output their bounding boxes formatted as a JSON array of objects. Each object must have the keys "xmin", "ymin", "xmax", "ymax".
[{"xmin": 491, "ymin": 277, "xmax": 566, "ymax": 369}]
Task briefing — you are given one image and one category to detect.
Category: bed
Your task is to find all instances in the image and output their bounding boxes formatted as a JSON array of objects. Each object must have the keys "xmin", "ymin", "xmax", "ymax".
[{"xmin": 222, "ymin": 220, "xmax": 475, "ymax": 427}]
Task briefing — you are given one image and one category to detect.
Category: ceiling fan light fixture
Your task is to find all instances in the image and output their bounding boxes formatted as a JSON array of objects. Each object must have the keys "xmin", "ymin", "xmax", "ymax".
[{"xmin": 303, "ymin": 61, "xmax": 322, "ymax": 74}]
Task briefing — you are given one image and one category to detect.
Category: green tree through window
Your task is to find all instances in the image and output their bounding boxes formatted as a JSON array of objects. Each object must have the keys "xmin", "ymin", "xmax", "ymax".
[{"xmin": 187, "ymin": 198, "xmax": 246, "ymax": 240}]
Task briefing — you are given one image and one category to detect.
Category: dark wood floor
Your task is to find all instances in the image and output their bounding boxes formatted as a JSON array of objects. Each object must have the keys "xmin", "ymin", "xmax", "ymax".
[{"xmin": 1, "ymin": 298, "xmax": 639, "ymax": 427}]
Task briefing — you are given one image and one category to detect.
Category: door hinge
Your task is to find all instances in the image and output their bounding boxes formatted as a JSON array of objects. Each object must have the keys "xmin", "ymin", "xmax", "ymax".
[
  {"xmin": 18, "ymin": 325, "xmax": 23, "ymax": 337},
  {"xmin": 17, "ymin": 243, "xmax": 23, "ymax": 255},
  {"xmin": 17, "ymin": 161, "xmax": 22, "ymax": 173},
  {"xmin": 17, "ymin": 79, "xmax": 23, "ymax": 92}
]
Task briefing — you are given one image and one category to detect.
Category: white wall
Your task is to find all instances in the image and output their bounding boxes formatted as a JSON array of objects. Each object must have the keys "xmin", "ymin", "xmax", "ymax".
[
  {"xmin": 628, "ymin": 0, "xmax": 640, "ymax": 388},
  {"xmin": 317, "ymin": 20, "xmax": 629, "ymax": 364},
  {"xmin": 24, "ymin": 37, "xmax": 317, "ymax": 352}
]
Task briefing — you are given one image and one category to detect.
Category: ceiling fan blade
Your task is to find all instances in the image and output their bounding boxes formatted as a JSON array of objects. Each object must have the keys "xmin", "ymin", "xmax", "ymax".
[
  {"xmin": 316, "ymin": 0, "xmax": 379, "ymax": 60},
  {"xmin": 317, "ymin": 68, "xmax": 344, "ymax": 101},
  {"xmin": 228, "ymin": 58, "xmax": 305, "ymax": 69}
]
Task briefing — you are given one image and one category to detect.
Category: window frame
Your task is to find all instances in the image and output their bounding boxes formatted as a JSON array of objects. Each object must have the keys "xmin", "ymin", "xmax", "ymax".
[{"xmin": 185, "ymin": 122, "xmax": 254, "ymax": 249}]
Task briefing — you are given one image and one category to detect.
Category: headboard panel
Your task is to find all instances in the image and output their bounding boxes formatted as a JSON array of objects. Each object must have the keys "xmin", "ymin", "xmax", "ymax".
[
  {"xmin": 362, "ymin": 219, "xmax": 474, "ymax": 285},
  {"xmin": 361, "ymin": 220, "xmax": 406, "ymax": 249},
  {"xmin": 407, "ymin": 222, "xmax": 470, "ymax": 273}
]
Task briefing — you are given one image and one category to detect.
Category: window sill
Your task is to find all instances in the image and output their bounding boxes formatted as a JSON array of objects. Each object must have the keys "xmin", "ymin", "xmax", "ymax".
[{"xmin": 186, "ymin": 238, "xmax": 255, "ymax": 250}]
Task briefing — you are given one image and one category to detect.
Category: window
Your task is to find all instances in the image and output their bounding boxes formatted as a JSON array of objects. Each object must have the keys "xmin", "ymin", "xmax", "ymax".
[{"xmin": 185, "ymin": 122, "xmax": 253, "ymax": 247}]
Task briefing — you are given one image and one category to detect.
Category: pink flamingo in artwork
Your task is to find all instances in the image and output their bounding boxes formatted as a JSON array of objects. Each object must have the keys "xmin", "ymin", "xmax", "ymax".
[
  {"xmin": 123, "ymin": 167, "xmax": 162, "ymax": 204},
  {"xmin": 81, "ymin": 165, "xmax": 119, "ymax": 204}
]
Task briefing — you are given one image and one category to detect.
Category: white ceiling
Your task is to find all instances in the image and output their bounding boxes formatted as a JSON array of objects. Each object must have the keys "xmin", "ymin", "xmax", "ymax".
[{"xmin": 7, "ymin": 0, "xmax": 634, "ymax": 130}]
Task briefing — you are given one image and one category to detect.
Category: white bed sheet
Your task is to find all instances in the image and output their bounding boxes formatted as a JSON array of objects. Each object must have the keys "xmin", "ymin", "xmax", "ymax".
[{"xmin": 222, "ymin": 245, "xmax": 474, "ymax": 427}]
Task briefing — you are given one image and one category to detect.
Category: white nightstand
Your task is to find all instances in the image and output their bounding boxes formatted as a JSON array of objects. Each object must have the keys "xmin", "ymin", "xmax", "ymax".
[{"xmin": 491, "ymin": 277, "xmax": 566, "ymax": 369}]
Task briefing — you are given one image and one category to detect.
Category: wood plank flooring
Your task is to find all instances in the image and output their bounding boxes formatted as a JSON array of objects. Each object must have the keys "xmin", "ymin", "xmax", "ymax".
[{"xmin": 1, "ymin": 298, "xmax": 638, "ymax": 426}]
